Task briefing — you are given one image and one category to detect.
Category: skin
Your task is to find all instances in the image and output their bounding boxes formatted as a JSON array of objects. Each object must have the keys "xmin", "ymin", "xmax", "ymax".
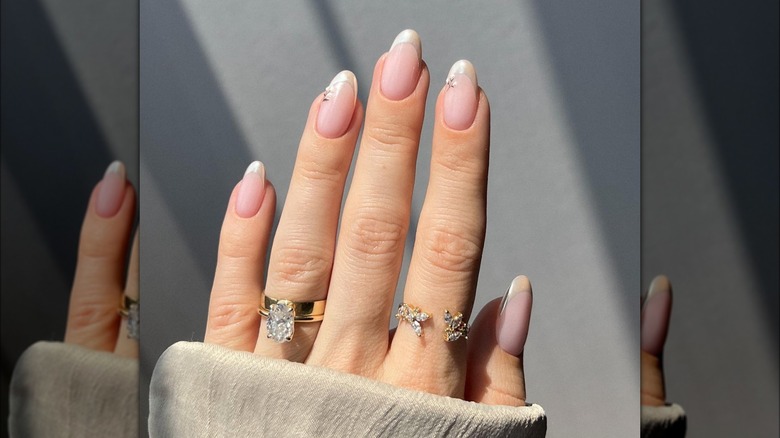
[
  {"xmin": 64, "ymin": 180, "xmax": 138, "ymax": 359},
  {"xmin": 204, "ymin": 36, "xmax": 529, "ymax": 405},
  {"xmin": 641, "ymin": 274, "xmax": 673, "ymax": 406}
]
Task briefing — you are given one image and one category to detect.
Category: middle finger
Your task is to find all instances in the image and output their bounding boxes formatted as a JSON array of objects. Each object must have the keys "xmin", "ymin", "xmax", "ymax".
[{"xmin": 308, "ymin": 30, "xmax": 429, "ymax": 373}]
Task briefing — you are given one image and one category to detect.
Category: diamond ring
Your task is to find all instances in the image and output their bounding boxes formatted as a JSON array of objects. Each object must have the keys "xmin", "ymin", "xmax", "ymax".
[
  {"xmin": 443, "ymin": 310, "xmax": 469, "ymax": 342},
  {"xmin": 396, "ymin": 303, "xmax": 430, "ymax": 337},
  {"xmin": 258, "ymin": 292, "xmax": 326, "ymax": 343},
  {"xmin": 117, "ymin": 294, "xmax": 139, "ymax": 340}
]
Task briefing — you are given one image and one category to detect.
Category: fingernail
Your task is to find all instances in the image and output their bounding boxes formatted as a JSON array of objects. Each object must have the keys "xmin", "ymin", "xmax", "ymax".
[
  {"xmin": 641, "ymin": 275, "xmax": 672, "ymax": 356},
  {"xmin": 380, "ymin": 29, "xmax": 422, "ymax": 101},
  {"xmin": 496, "ymin": 275, "xmax": 533, "ymax": 356},
  {"xmin": 316, "ymin": 70, "xmax": 358, "ymax": 138},
  {"xmin": 95, "ymin": 160, "xmax": 126, "ymax": 218},
  {"xmin": 443, "ymin": 60, "xmax": 479, "ymax": 130},
  {"xmin": 235, "ymin": 161, "xmax": 266, "ymax": 218}
]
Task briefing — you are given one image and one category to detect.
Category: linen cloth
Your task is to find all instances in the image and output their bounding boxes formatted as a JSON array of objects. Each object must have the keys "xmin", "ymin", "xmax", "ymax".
[
  {"xmin": 8, "ymin": 341, "xmax": 689, "ymax": 437},
  {"xmin": 8, "ymin": 341, "xmax": 138, "ymax": 438},
  {"xmin": 641, "ymin": 403, "xmax": 687, "ymax": 438},
  {"xmin": 149, "ymin": 341, "xmax": 546, "ymax": 437}
]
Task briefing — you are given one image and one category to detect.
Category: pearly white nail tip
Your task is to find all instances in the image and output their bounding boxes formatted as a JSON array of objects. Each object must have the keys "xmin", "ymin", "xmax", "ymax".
[
  {"xmin": 329, "ymin": 70, "xmax": 358, "ymax": 93},
  {"xmin": 500, "ymin": 275, "xmax": 532, "ymax": 315},
  {"xmin": 643, "ymin": 275, "xmax": 671, "ymax": 312},
  {"xmin": 244, "ymin": 160, "xmax": 265, "ymax": 178},
  {"xmin": 105, "ymin": 160, "xmax": 126, "ymax": 178},
  {"xmin": 447, "ymin": 59, "xmax": 478, "ymax": 87},
  {"xmin": 390, "ymin": 29, "xmax": 422, "ymax": 55}
]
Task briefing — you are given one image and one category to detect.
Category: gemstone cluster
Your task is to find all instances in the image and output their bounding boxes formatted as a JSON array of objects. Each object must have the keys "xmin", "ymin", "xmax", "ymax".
[
  {"xmin": 126, "ymin": 302, "xmax": 139, "ymax": 340},
  {"xmin": 443, "ymin": 310, "xmax": 469, "ymax": 342},
  {"xmin": 395, "ymin": 303, "xmax": 429, "ymax": 337}
]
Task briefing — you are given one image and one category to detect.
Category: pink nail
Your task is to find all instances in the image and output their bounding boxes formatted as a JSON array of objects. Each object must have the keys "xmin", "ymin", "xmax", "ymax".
[
  {"xmin": 496, "ymin": 275, "xmax": 533, "ymax": 356},
  {"xmin": 95, "ymin": 161, "xmax": 126, "ymax": 218},
  {"xmin": 380, "ymin": 29, "xmax": 422, "ymax": 101},
  {"xmin": 443, "ymin": 60, "xmax": 478, "ymax": 130},
  {"xmin": 641, "ymin": 275, "xmax": 672, "ymax": 356},
  {"xmin": 316, "ymin": 71, "xmax": 358, "ymax": 138},
  {"xmin": 235, "ymin": 161, "xmax": 266, "ymax": 218}
]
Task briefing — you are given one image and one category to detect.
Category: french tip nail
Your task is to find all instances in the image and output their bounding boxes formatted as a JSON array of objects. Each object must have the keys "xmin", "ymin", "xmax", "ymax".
[
  {"xmin": 105, "ymin": 160, "xmax": 126, "ymax": 179},
  {"xmin": 500, "ymin": 275, "xmax": 532, "ymax": 314},
  {"xmin": 244, "ymin": 160, "xmax": 265, "ymax": 179},
  {"xmin": 497, "ymin": 274, "xmax": 533, "ymax": 357},
  {"xmin": 644, "ymin": 275, "xmax": 672, "ymax": 309},
  {"xmin": 330, "ymin": 70, "xmax": 358, "ymax": 95},
  {"xmin": 447, "ymin": 59, "xmax": 478, "ymax": 86},
  {"xmin": 390, "ymin": 29, "xmax": 421, "ymax": 56}
]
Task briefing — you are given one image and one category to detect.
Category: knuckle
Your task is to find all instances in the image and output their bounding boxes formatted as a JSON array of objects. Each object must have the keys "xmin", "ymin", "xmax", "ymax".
[
  {"xmin": 345, "ymin": 209, "xmax": 406, "ymax": 264},
  {"xmin": 68, "ymin": 301, "xmax": 115, "ymax": 330},
  {"xmin": 219, "ymin": 227, "xmax": 261, "ymax": 261},
  {"xmin": 420, "ymin": 221, "xmax": 483, "ymax": 275},
  {"xmin": 208, "ymin": 301, "xmax": 255, "ymax": 331},
  {"xmin": 432, "ymin": 143, "xmax": 484, "ymax": 179},
  {"xmin": 270, "ymin": 244, "xmax": 330, "ymax": 287},
  {"xmin": 79, "ymin": 235, "xmax": 123, "ymax": 263},
  {"xmin": 364, "ymin": 121, "xmax": 419, "ymax": 155},
  {"xmin": 296, "ymin": 158, "xmax": 345, "ymax": 186}
]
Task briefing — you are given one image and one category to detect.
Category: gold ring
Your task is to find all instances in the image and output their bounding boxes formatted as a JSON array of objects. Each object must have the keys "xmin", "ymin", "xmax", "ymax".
[
  {"xmin": 443, "ymin": 310, "xmax": 469, "ymax": 342},
  {"xmin": 117, "ymin": 294, "xmax": 138, "ymax": 318},
  {"xmin": 258, "ymin": 292, "xmax": 326, "ymax": 343},
  {"xmin": 117, "ymin": 294, "xmax": 139, "ymax": 340},
  {"xmin": 396, "ymin": 303, "xmax": 429, "ymax": 337}
]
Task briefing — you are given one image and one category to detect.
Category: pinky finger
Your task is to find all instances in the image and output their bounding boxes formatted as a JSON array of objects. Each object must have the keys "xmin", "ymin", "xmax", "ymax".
[{"xmin": 465, "ymin": 276, "xmax": 532, "ymax": 406}]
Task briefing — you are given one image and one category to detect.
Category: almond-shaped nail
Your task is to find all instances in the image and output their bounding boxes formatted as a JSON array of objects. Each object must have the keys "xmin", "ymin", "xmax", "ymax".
[
  {"xmin": 641, "ymin": 275, "xmax": 672, "ymax": 356},
  {"xmin": 95, "ymin": 160, "xmax": 127, "ymax": 218},
  {"xmin": 316, "ymin": 70, "xmax": 358, "ymax": 139},
  {"xmin": 496, "ymin": 275, "xmax": 533, "ymax": 356},
  {"xmin": 380, "ymin": 29, "xmax": 422, "ymax": 101},
  {"xmin": 443, "ymin": 60, "xmax": 479, "ymax": 130},
  {"xmin": 235, "ymin": 161, "xmax": 266, "ymax": 218}
]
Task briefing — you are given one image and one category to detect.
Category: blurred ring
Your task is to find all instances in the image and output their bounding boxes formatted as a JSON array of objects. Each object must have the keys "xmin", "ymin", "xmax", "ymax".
[{"xmin": 117, "ymin": 294, "xmax": 139, "ymax": 340}]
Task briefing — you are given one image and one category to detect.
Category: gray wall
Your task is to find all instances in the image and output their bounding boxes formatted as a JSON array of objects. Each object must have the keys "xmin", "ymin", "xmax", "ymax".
[
  {"xmin": 1, "ymin": 0, "xmax": 137, "ymax": 434},
  {"xmin": 643, "ymin": 1, "xmax": 778, "ymax": 436},
  {"xmin": 140, "ymin": 1, "xmax": 639, "ymax": 436}
]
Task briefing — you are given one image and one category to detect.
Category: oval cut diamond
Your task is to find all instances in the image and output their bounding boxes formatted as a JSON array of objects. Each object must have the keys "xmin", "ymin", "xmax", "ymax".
[{"xmin": 267, "ymin": 301, "xmax": 294, "ymax": 343}]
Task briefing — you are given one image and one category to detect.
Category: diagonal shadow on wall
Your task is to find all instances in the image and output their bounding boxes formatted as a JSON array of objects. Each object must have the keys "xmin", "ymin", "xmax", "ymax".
[{"xmin": 526, "ymin": 0, "xmax": 641, "ymax": 319}]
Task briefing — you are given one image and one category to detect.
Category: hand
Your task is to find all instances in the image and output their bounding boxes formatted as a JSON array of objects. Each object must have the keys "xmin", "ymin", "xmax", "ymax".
[
  {"xmin": 204, "ymin": 29, "xmax": 533, "ymax": 406},
  {"xmin": 641, "ymin": 275, "xmax": 673, "ymax": 406},
  {"xmin": 64, "ymin": 161, "xmax": 139, "ymax": 358}
]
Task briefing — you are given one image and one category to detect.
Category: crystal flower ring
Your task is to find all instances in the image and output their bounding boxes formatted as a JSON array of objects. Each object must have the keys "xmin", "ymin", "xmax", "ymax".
[
  {"xmin": 396, "ymin": 303, "xmax": 430, "ymax": 337},
  {"xmin": 258, "ymin": 292, "xmax": 326, "ymax": 343},
  {"xmin": 117, "ymin": 294, "xmax": 139, "ymax": 340},
  {"xmin": 443, "ymin": 310, "xmax": 469, "ymax": 342}
]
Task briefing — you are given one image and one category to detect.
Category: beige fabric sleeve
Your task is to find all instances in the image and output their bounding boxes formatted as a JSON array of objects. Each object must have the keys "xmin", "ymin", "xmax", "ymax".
[
  {"xmin": 149, "ymin": 341, "xmax": 547, "ymax": 437},
  {"xmin": 641, "ymin": 403, "xmax": 686, "ymax": 437},
  {"xmin": 8, "ymin": 341, "xmax": 138, "ymax": 438}
]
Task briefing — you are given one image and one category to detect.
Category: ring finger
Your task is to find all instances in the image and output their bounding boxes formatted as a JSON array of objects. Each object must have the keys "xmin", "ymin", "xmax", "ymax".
[
  {"xmin": 254, "ymin": 71, "xmax": 363, "ymax": 360},
  {"xmin": 387, "ymin": 60, "xmax": 489, "ymax": 397}
]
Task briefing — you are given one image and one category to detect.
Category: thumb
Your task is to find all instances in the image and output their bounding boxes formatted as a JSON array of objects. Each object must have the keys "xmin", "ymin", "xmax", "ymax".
[
  {"xmin": 641, "ymin": 275, "xmax": 672, "ymax": 406},
  {"xmin": 466, "ymin": 275, "xmax": 532, "ymax": 406}
]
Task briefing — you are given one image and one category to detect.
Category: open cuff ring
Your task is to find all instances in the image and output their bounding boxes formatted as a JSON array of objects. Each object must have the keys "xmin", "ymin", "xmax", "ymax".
[
  {"xmin": 117, "ymin": 294, "xmax": 139, "ymax": 340},
  {"xmin": 258, "ymin": 292, "xmax": 326, "ymax": 343}
]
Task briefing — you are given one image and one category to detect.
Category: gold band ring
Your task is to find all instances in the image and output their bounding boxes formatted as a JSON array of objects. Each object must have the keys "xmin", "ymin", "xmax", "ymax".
[
  {"xmin": 117, "ymin": 294, "xmax": 138, "ymax": 318},
  {"xmin": 258, "ymin": 292, "xmax": 326, "ymax": 343},
  {"xmin": 257, "ymin": 292, "xmax": 326, "ymax": 322}
]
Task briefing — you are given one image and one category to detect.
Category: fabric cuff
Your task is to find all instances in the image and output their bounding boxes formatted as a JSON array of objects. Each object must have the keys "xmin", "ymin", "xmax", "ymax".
[
  {"xmin": 641, "ymin": 403, "xmax": 686, "ymax": 438},
  {"xmin": 149, "ymin": 341, "xmax": 546, "ymax": 437},
  {"xmin": 8, "ymin": 341, "xmax": 138, "ymax": 438}
]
